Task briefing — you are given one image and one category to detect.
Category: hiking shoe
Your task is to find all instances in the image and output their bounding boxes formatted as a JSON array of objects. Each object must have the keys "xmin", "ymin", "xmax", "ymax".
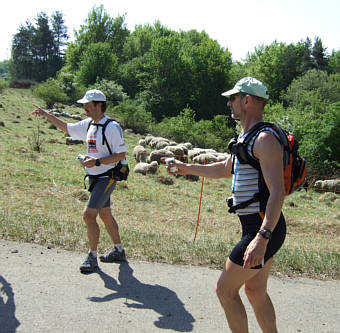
[
  {"xmin": 79, "ymin": 253, "xmax": 98, "ymax": 273},
  {"xmin": 100, "ymin": 248, "xmax": 126, "ymax": 262}
]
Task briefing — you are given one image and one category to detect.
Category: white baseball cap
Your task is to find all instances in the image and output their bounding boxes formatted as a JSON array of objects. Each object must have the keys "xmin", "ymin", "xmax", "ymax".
[
  {"xmin": 221, "ymin": 77, "xmax": 269, "ymax": 100},
  {"xmin": 77, "ymin": 89, "xmax": 106, "ymax": 103}
]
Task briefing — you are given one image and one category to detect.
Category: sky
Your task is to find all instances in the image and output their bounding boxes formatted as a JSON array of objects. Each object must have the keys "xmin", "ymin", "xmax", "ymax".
[{"xmin": 1, "ymin": 0, "xmax": 339, "ymax": 62}]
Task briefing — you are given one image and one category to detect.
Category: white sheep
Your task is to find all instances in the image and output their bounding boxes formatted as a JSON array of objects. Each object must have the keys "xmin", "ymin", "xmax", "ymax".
[
  {"xmin": 133, "ymin": 145, "xmax": 148, "ymax": 162},
  {"xmin": 138, "ymin": 139, "xmax": 146, "ymax": 147},
  {"xmin": 148, "ymin": 149, "xmax": 175, "ymax": 164},
  {"xmin": 133, "ymin": 161, "xmax": 158, "ymax": 175},
  {"xmin": 145, "ymin": 135, "xmax": 154, "ymax": 145},
  {"xmin": 193, "ymin": 153, "xmax": 219, "ymax": 164}
]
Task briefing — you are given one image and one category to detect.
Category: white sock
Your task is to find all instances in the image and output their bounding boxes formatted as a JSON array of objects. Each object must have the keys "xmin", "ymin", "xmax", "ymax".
[
  {"xmin": 114, "ymin": 244, "xmax": 123, "ymax": 252},
  {"xmin": 89, "ymin": 250, "xmax": 97, "ymax": 258}
]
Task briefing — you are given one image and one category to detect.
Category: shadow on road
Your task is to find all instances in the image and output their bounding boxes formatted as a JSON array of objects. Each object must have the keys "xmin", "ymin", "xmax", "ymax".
[
  {"xmin": 0, "ymin": 275, "xmax": 20, "ymax": 333},
  {"xmin": 88, "ymin": 262, "xmax": 195, "ymax": 332}
]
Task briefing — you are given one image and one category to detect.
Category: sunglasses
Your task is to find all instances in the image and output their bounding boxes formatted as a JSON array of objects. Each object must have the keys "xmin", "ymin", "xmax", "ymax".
[{"xmin": 229, "ymin": 93, "xmax": 246, "ymax": 102}]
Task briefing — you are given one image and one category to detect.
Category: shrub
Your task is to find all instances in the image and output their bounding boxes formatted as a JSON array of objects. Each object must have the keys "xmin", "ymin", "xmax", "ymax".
[
  {"xmin": 56, "ymin": 70, "xmax": 85, "ymax": 101},
  {"xmin": 109, "ymin": 101, "xmax": 155, "ymax": 134},
  {"xmin": 91, "ymin": 79, "xmax": 129, "ymax": 105},
  {"xmin": 153, "ymin": 109, "xmax": 235, "ymax": 151},
  {"xmin": 32, "ymin": 78, "xmax": 69, "ymax": 108},
  {"xmin": 153, "ymin": 108, "xmax": 196, "ymax": 143},
  {"xmin": 9, "ymin": 79, "xmax": 35, "ymax": 89},
  {"xmin": 0, "ymin": 79, "xmax": 8, "ymax": 93}
]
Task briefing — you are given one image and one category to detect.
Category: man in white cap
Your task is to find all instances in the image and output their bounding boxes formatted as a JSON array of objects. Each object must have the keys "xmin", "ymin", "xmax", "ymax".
[
  {"xmin": 32, "ymin": 89, "xmax": 128, "ymax": 273},
  {"xmin": 166, "ymin": 77, "xmax": 286, "ymax": 332}
]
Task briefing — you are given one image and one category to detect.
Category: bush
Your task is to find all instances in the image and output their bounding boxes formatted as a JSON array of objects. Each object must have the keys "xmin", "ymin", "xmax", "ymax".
[
  {"xmin": 153, "ymin": 108, "xmax": 196, "ymax": 143},
  {"xmin": 9, "ymin": 79, "xmax": 35, "ymax": 89},
  {"xmin": 109, "ymin": 101, "xmax": 155, "ymax": 134},
  {"xmin": 32, "ymin": 78, "xmax": 69, "ymax": 108},
  {"xmin": 299, "ymin": 102, "xmax": 340, "ymax": 176},
  {"xmin": 0, "ymin": 79, "xmax": 8, "ymax": 93},
  {"xmin": 153, "ymin": 109, "xmax": 235, "ymax": 151},
  {"xmin": 56, "ymin": 70, "xmax": 85, "ymax": 101},
  {"xmin": 91, "ymin": 79, "xmax": 129, "ymax": 105}
]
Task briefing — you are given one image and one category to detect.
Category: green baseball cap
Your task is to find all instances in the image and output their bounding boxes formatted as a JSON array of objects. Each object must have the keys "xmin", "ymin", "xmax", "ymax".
[{"xmin": 221, "ymin": 77, "xmax": 269, "ymax": 100}]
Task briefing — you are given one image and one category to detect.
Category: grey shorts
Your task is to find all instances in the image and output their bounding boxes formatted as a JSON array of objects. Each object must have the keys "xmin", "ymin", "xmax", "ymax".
[{"xmin": 87, "ymin": 176, "xmax": 117, "ymax": 210}]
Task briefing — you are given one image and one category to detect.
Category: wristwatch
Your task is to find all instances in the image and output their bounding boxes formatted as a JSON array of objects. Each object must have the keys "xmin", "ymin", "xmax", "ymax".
[
  {"xmin": 95, "ymin": 158, "xmax": 101, "ymax": 166},
  {"xmin": 258, "ymin": 229, "xmax": 272, "ymax": 240}
]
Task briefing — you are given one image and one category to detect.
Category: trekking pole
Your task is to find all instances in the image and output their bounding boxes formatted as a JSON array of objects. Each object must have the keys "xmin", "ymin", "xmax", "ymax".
[{"xmin": 193, "ymin": 160, "xmax": 206, "ymax": 241}]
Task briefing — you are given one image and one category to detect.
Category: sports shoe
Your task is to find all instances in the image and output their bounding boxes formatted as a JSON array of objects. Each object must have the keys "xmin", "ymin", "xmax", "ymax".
[
  {"xmin": 79, "ymin": 253, "xmax": 98, "ymax": 273},
  {"xmin": 100, "ymin": 247, "xmax": 126, "ymax": 262}
]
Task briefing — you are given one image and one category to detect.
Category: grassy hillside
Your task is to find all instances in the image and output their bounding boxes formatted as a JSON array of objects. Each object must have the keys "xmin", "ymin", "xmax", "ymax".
[{"xmin": 0, "ymin": 88, "xmax": 339, "ymax": 280}]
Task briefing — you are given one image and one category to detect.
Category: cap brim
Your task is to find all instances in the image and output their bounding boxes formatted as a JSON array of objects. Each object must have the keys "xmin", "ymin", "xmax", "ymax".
[
  {"xmin": 77, "ymin": 97, "xmax": 90, "ymax": 104},
  {"xmin": 221, "ymin": 88, "xmax": 240, "ymax": 97}
]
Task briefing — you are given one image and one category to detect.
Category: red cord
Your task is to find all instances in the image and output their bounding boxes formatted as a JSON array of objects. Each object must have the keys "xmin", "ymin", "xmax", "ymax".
[{"xmin": 194, "ymin": 161, "xmax": 206, "ymax": 241}]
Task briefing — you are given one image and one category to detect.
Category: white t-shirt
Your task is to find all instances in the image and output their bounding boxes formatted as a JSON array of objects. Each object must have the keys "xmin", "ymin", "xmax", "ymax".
[{"xmin": 67, "ymin": 116, "xmax": 128, "ymax": 175}]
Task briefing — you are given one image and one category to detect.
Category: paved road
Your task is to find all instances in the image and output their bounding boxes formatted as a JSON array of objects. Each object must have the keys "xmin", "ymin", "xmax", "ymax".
[{"xmin": 1, "ymin": 239, "xmax": 339, "ymax": 333}]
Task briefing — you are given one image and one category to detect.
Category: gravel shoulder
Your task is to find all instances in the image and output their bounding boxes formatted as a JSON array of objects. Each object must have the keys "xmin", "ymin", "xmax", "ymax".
[{"xmin": 1, "ymin": 239, "xmax": 339, "ymax": 333}]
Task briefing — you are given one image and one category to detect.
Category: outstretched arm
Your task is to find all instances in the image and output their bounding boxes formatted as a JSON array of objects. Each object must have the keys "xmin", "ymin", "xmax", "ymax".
[
  {"xmin": 31, "ymin": 104, "xmax": 68, "ymax": 133},
  {"xmin": 164, "ymin": 154, "xmax": 233, "ymax": 179}
]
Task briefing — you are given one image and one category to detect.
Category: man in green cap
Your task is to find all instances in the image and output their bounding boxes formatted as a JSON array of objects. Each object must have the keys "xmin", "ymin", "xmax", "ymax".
[{"xmin": 166, "ymin": 77, "xmax": 286, "ymax": 332}]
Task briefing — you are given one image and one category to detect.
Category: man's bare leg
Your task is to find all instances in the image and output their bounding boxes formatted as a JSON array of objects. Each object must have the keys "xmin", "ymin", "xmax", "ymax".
[{"xmin": 244, "ymin": 258, "xmax": 278, "ymax": 333}]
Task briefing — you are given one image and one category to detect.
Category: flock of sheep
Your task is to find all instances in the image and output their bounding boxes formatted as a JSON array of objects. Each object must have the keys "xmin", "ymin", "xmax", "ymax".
[{"xmin": 132, "ymin": 135, "xmax": 228, "ymax": 177}]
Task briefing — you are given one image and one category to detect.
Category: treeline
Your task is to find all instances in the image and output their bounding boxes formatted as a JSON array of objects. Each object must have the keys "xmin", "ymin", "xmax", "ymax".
[
  {"xmin": 3, "ymin": 5, "xmax": 340, "ymax": 176},
  {"xmin": 9, "ymin": 11, "xmax": 68, "ymax": 82}
]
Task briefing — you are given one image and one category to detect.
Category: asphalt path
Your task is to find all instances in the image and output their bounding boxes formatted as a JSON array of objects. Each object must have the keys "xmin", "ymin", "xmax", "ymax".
[{"xmin": 1, "ymin": 239, "xmax": 339, "ymax": 333}]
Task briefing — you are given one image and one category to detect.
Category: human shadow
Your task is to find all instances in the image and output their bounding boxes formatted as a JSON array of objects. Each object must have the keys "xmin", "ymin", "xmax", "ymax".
[
  {"xmin": 88, "ymin": 262, "xmax": 195, "ymax": 331},
  {"xmin": 0, "ymin": 275, "xmax": 21, "ymax": 332}
]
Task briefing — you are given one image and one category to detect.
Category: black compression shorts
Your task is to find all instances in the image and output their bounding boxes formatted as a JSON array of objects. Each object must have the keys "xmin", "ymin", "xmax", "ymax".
[{"xmin": 229, "ymin": 212, "xmax": 286, "ymax": 269}]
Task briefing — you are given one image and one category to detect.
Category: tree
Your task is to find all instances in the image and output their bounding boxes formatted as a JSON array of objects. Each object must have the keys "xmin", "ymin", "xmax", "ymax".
[
  {"xmin": 51, "ymin": 11, "xmax": 68, "ymax": 58},
  {"xmin": 75, "ymin": 5, "xmax": 129, "ymax": 62},
  {"xmin": 180, "ymin": 31, "xmax": 232, "ymax": 119},
  {"xmin": 0, "ymin": 60, "xmax": 9, "ymax": 78},
  {"xmin": 328, "ymin": 50, "xmax": 340, "ymax": 74},
  {"xmin": 244, "ymin": 41, "xmax": 308, "ymax": 102},
  {"xmin": 76, "ymin": 42, "xmax": 119, "ymax": 86},
  {"xmin": 312, "ymin": 37, "xmax": 328, "ymax": 71},
  {"xmin": 32, "ymin": 12, "xmax": 55, "ymax": 81},
  {"xmin": 296, "ymin": 37, "xmax": 314, "ymax": 73},
  {"xmin": 10, "ymin": 11, "xmax": 68, "ymax": 82},
  {"xmin": 138, "ymin": 33, "xmax": 186, "ymax": 120},
  {"xmin": 10, "ymin": 21, "xmax": 35, "ymax": 80}
]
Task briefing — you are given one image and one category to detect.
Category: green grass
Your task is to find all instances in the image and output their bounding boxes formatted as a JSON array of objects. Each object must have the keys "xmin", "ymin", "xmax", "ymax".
[{"xmin": 0, "ymin": 87, "xmax": 339, "ymax": 280}]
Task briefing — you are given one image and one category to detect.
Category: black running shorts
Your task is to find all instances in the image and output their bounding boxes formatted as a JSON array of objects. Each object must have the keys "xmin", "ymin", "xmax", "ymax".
[{"xmin": 229, "ymin": 212, "xmax": 286, "ymax": 269}]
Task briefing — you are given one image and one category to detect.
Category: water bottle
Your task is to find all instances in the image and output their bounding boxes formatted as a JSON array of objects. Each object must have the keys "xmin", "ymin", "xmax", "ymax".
[{"xmin": 120, "ymin": 159, "xmax": 128, "ymax": 176}]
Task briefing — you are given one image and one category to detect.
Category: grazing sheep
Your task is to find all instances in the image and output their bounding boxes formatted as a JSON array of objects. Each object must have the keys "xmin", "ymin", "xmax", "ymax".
[
  {"xmin": 215, "ymin": 153, "xmax": 229, "ymax": 162},
  {"xmin": 182, "ymin": 142, "xmax": 193, "ymax": 150},
  {"xmin": 138, "ymin": 139, "xmax": 146, "ymax": 147},
  {"xmin": 156, "ymin": 140, "xmax": 170, "ymax": 150},
  {"xmin": 148, "ymin": 149, "xmax": 174, "ymax": 164},
  {"xmin": 188, "ymin": 148, "xmax": 202, "ymax": 161},
  {"xmin": 314, "ymin": 179, "xmax": 340, "ymax": 193},
  {"xmin": 150, "ymin": 137, "xmax": 170, "ymax": 149},
  {"xmin": 145, "ymin": 135, "xmax": 154, "ymax": 145},
  {"xmin": 164, "ymin": 145, "xmax": 185, "ymax": 157},
  {"xmin": 133, "ymin": 161, "xmax": 158, "ymax": 175},
  {"xmin": 133, "ymin": 145, "xmax": 148, "ymax": 162},
  {"xmin": 193, "ymin": 153, "xmax": 219, "ymax": 164}
]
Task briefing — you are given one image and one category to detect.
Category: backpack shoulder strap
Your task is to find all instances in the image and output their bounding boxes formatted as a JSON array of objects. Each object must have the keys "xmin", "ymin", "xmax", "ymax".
[
  {"xmin": 237, "ymin": 122, "xmax": 274, "ymax": 170},
  {"xmin": 87, "ymin": 119, "xmax": 93, "ymax": 132},
  {"xmin": 86, "ymin": 118, "xmax": 114, "ymax": 155},
  {"xmin": 101, "ymin": 118, "xmax": 114, "ymax": 155}
]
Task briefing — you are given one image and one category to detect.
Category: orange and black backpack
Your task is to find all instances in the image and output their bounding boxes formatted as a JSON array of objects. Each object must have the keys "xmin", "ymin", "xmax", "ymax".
[{"xmin": 227, "ymin": 122, "xmax": 307, "ymax": 213}]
